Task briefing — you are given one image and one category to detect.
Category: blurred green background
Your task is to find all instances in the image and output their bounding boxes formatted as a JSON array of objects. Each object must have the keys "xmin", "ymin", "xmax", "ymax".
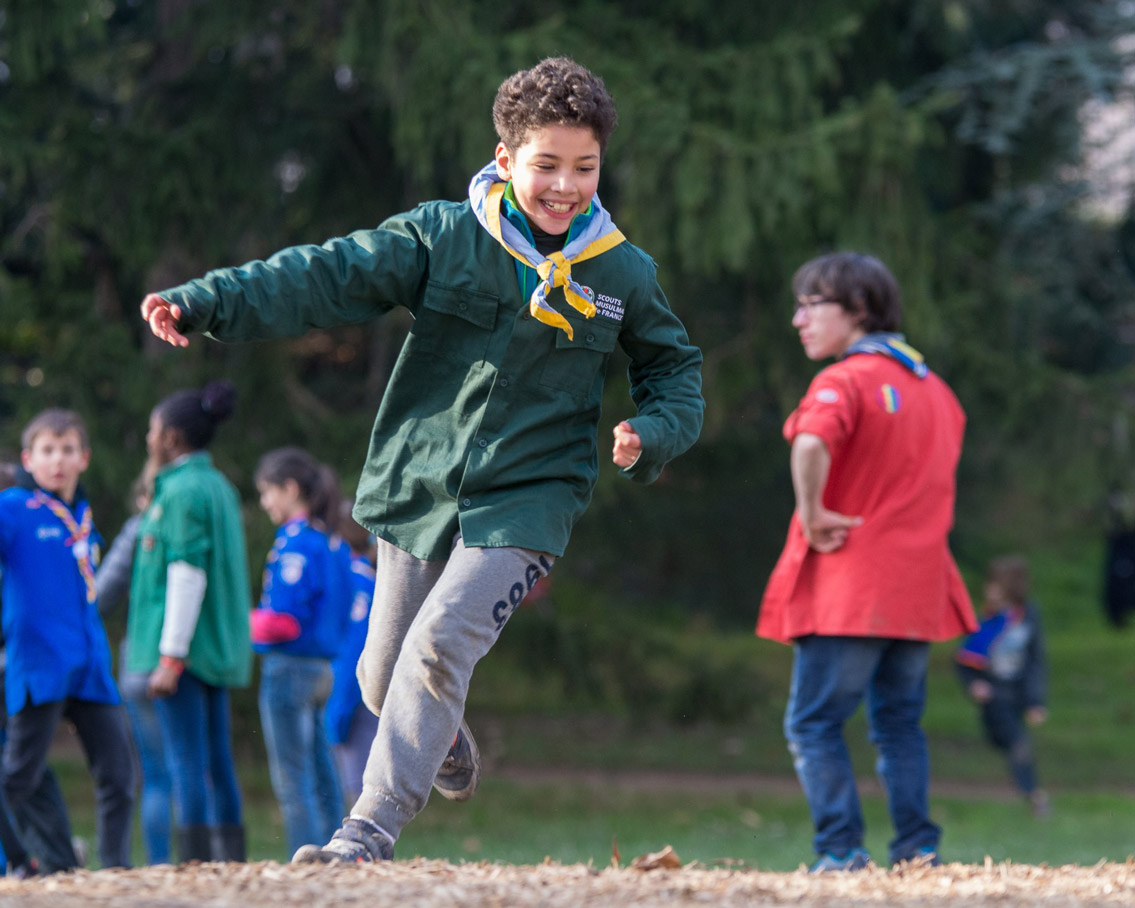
[{"xmin": 4, "ymin": 0, "xmax": 1135, "ymax": 870}]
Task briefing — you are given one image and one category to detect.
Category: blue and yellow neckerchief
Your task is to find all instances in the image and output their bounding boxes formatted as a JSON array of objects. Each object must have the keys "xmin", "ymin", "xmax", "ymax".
[
  {"xmin": 469, "ymin": 161, "xmax": 625, "ymax": 340},
  {"xmin": 844, "ymin": 332, "xmax": 928, "ymax": 378}
]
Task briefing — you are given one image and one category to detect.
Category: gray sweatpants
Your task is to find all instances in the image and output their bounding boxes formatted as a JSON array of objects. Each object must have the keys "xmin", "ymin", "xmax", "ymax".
[{"xmin": 351, "ymin": 533, "xmax": 554, "ymax": 839}]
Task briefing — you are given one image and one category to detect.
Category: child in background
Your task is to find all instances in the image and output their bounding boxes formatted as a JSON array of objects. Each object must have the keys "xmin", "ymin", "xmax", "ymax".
[
  {"xmin": 0, "ymin": 410, "xmax": 135, "ymax": 871},
  {"xmin": 325, "ymin": 502, "xmax": 379, "ymax": 805},
  {"xmin": 96, "ymin": 464, "xmax": 173, "ymax": 864},
  {"xmin": 956, "ymin": 555, "xmax": 1050, "ymax": 815},
  {"xmin": 0, "ymin": 461, "xmax": 46, "ymax": 878},
  {"xmin": 252, "ymin": 448, "xmax": 353, "ymax": 856},
  {"xmin": 128, "ymin": 381, "xmax": 251, "ymax": 863}
]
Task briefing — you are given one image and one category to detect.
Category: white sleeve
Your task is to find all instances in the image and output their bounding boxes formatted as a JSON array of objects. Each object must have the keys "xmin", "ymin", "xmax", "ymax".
[{"xmin": 159, "ymin": 561, "xmax": 208, "ymax": 658}]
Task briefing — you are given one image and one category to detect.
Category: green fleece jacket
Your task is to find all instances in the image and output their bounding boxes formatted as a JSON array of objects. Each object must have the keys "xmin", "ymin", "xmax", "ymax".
[{"xmin": 163, "ymin": 199, "xmax": 704, "ymax": 561}]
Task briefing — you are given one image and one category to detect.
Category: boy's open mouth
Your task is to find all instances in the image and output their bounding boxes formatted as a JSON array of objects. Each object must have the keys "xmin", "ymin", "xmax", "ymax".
[{"xmin": 541, "ymin": 199, "xmax": 573, "ymax": 214}]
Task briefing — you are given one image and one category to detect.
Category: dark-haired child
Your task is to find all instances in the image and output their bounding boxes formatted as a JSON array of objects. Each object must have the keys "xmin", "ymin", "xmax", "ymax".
[
  {"xmin": 325, "ymin": 502, "xmax": 379, "ymax": 806},
  {"xmin": 140, "ymin": 56, "xmax": 703, "ymax": 863},
  {"xmin": 0, "ymin": 462, "xmax": 62, "ymax": 878},
  {"xmin": 758, "ymin": 252, "xmax": 976, "ymax": 871},
  {"xmin": 956, "ymin": 555, "xmax": 1049, "ymax": 815},
  {"xmin": 252, "ymin": 447, "xmax": 353, "ymax": 856},
  {"xmin": 127, "ymin": 382, "xmax": 252, "ymax": 862},
  {"xmin": 0, "ymin": 411, "xmax": 135, "ymax": 871}
]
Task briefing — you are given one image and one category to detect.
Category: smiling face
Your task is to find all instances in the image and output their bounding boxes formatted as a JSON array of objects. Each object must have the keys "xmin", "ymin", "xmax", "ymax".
[
  {"xmin": 494, "ymin": 124, "xmax": 601, "ymax": 235},
  {"xmin": 21, "ymin": 428, "xmax": 90, "ymax": 501},
  {"xmin": 792, "ymin": 293, "xmax": 867, "ymax": 361}
]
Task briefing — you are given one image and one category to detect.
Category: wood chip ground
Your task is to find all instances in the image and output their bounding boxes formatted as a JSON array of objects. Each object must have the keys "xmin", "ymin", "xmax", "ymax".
[{"xmin": 1, "ymin": 856, "xmax": 1133, "ymax": 907}]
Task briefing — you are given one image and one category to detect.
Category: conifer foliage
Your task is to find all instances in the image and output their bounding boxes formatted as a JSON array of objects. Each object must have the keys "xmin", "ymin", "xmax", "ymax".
[{"xmin": 2, "ymin": 1, "xmax": 1134, "ymax": 617}]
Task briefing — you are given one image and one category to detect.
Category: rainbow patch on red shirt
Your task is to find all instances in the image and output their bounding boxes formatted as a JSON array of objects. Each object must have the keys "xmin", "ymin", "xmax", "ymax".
[{"xmin": 876, "ymin": 384, "xmax": 901, "ymax": 413}]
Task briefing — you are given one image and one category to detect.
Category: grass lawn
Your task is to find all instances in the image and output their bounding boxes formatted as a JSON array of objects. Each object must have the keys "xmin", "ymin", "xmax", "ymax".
[
  {"xmin": 43, "ymin": 533, "xmax": 1135, "ymax": 870},
  {"xmin": 53, "ymin": 756, "xmax": 1135, "ymax": 871}
]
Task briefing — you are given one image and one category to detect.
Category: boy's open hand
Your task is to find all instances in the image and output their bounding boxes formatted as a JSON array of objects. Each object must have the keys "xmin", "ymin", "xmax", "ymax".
[
  {"xmin": 141, "ymin": 293, "xmax": 190, "ymax": 347},
  {"xmin": 612, "ymin": 420, "xmax": 642, "ymax": 468}
]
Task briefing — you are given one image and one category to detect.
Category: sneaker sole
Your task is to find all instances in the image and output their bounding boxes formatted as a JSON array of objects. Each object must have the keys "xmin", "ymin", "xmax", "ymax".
[{"xmin": 433, "ymin": 719, "xmax": 482, "ymax": 802}]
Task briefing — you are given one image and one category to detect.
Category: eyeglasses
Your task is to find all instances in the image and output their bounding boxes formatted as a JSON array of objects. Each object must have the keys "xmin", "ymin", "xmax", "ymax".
[{"xmin": 793, "ymin": 296, "xmax": 841, "ymax": 317}]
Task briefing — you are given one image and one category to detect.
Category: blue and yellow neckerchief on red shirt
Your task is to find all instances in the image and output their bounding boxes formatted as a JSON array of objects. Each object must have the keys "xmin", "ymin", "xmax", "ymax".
[
  {"xmin": 843, "ymin": 331, "xmax": 928, "ymax": 378},
  {"xmin": 468, "ymin": 161, "xmax": 625, "ymax": 340}
]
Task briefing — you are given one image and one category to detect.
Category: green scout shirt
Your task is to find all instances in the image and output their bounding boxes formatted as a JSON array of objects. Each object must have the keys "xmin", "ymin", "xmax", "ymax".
[
  {"xmin": 163, "ymin": 200, "xmax": 704, "ymax": 561},
  {"xmin": 127, "ymin": 452, "xmax": 252, "ymax": 687}
]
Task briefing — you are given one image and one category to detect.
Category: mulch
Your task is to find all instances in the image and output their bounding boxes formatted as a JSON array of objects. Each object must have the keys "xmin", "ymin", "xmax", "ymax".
[{"xmin": 1, "ymin": 855, "xmax": 1133, "ymax": 907}]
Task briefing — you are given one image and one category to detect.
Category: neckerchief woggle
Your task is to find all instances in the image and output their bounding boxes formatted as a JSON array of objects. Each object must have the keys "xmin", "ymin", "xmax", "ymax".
[
  {"xmin": 469, "ymin": 161, "xmax": 625, "ymax": 340},
  {"xmin": 843, "ymin": 332, "xmax": 928, "ymax": 378},
  {"xmin": 31, "ymin": 489, "xmax": 98, "ymax": 603}
]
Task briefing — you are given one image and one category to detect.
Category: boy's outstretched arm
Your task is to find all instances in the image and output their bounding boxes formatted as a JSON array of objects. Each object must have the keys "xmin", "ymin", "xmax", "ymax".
[
  {"xmin": 137, "ymin": 219, "xmax": 432, "ymax": 346},
  {"xmin": 141, "ymin": 294, "xmax": 190, "ymax": 347}
]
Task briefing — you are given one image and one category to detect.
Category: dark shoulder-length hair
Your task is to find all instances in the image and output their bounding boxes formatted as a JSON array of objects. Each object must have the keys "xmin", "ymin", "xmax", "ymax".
[{"xmin": 792, "ymin": 252, "xmax": 903, "ymax": 333}]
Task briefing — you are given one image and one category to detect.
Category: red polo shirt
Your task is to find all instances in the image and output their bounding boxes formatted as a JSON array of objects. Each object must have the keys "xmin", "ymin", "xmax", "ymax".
[{"xmin": 757, "ymin": 353, "xmax": 977, "ymax": 644}]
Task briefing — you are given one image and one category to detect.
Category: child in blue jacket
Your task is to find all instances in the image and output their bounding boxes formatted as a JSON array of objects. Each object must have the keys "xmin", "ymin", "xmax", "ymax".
[
  {"xmin": 325, "ymin": 503, "xmax": 379, "ymax": 806},
  {"xmin": 957, "ymin": 555, "xmax": 1050, "ymax": 815},
  {"xmin": 252, "ymin": 447, "xmax": 353, "ymax": 856},
  {"xmin": 0, "ymin": 410, "xmax": 135, "ymax": 870}
]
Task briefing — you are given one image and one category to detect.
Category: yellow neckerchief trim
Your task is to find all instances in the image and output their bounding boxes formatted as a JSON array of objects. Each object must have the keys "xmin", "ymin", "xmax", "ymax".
[{"xmin": 485, "ymin": 182, "xmax": 626, "ymax": 339}]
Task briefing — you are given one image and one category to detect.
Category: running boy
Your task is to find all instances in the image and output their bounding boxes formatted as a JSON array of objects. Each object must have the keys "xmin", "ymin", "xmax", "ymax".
[
  {"xmin": 141, "ymin": 56, "xmax": 703, "ymax": 862},
  {"xmin": 0, "ymin": 410, "xmax": 135, "ymax": 871}
]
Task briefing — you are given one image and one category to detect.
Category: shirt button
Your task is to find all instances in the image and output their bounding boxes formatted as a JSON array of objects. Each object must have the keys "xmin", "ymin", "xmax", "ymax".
[
  {"xmin": 478, "ymin": 438, "xmax": 488, "ymax": 448},
  {"xmin": 499, "ymin": 378, "xmax": 510, "ymax": 388},
  {"xmin": 458, "ymin": 302, "xmax": 468, "ymax": 311},
  {"xmin": 461, "ymin": 498, "xmax": 472, "ymax": 508},
  {"xmin": 522, "ymin": 312, "xmax": 531, "ymax": 320},
  {"xmin": 586, "ymin": 333, "xmax": 596, "ymax": 343}
]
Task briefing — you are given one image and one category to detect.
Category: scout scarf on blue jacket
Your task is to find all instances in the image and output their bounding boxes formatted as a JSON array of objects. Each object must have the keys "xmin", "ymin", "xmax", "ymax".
[
  {"xmin": 469, "ymin": 161, "xmax": 625, "ymax": 340},
  {"xmin": 16, "ymin": 469, "xmax": 99, "ymax": 604},
  {"xmin": 843, "ymin": 332, "xmax": 928, "ymax": 378},
  {"xmin": 956, "ymin": 608, "xmax": 1023, "ymax": 670}
]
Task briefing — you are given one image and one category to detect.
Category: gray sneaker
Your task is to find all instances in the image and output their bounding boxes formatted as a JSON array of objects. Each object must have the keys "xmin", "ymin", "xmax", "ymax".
[
  {"xmin": 291, "ymin": 817, "xmax": 394, "ymax": 864},
  {"xmin": 432, "ymin": 718, "xmax": 481, "ymax": 802}
]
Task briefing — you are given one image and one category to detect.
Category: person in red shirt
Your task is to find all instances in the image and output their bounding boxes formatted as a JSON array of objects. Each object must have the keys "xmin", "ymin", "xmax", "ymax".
[{"xmin": 757, "ymin": 252, "xmax": 977, "ymax": 872}]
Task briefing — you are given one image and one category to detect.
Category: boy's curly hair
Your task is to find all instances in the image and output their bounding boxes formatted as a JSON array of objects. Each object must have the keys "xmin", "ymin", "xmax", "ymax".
[{"xmin": 492, "ymin": 57, "xmax": 618, "ymax": 156}]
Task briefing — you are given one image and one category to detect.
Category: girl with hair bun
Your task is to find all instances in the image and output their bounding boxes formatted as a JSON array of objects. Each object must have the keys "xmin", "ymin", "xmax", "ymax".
[
  {"xmin": 126, "ymin": 380, "xmax": 252, "ymax": 864},
  {"xmin": 251, "ymin": 447, "xmax": 353, "ymax": 856}
]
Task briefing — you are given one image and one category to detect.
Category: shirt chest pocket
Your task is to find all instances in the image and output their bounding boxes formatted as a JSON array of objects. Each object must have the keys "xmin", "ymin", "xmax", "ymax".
[
  {"xmin": 411, "ymin": 281, "xmax": 500, "ymax": 364},
  {"xmin": 538, "ymin": 318, "xmax": 621, "ymax": 399}
]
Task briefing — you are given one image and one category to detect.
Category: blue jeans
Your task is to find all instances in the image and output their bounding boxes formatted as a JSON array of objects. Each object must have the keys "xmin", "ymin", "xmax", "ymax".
[
  {"xmin": 258, "ymin": 654, "xmax": 341, "ymax": 855},
  {"xmin": 785, "ymin": 636, "xmax": 940, "ymax": 864},
  {"xmin": 153, "ymin": 672, "xmax": 242, "ymax": 829},
  {"xmin": 123, "ymin": 682, "xmax": 173, "ymax": 863}
]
